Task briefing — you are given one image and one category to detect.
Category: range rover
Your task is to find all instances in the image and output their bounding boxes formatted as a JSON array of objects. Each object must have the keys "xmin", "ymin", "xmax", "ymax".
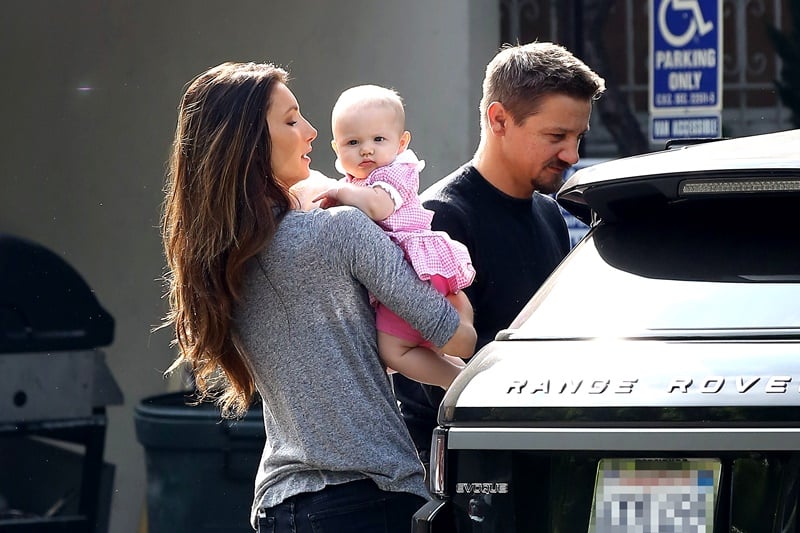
[{"xmin": 414, "ymin": 129, "xmax": 800, "ymax": 532}]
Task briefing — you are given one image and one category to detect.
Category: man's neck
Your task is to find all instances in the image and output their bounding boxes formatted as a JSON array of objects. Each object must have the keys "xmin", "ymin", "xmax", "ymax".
[{"xmin": 472, "ymin": 142, "xmax": 533, "ymax": 199}]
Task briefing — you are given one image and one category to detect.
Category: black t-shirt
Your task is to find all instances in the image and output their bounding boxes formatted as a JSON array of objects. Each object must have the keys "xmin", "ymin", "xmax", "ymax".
[{"xmin": 393, "ymin": 164, "xmax": 570, "ymax": 454}]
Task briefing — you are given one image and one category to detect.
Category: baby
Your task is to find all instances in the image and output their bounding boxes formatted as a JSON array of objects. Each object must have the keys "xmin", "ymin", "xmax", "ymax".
[{"xmin": 314, "ymin": 85, "xmax": 475, "ymax": 389}]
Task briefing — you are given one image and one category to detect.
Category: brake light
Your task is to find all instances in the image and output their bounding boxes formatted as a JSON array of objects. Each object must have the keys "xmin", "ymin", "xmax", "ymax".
[
  {"xmin": 429, "ymin": 427, "xmax": 448, "ymax": 497},
  {"xmin": 679, "ymin": 177, "xmax": 800, "ymax": 196}
]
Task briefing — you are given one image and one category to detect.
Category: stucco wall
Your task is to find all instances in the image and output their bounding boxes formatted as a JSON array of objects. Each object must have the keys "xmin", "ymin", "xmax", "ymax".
[{"xmin": 0, "ymin": 1, "xmax": 499, "ymax": 531}]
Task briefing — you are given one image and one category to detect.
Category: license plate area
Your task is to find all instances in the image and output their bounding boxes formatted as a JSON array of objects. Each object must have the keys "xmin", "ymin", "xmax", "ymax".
[{"xmin": 589, "ymin": 458, "xmax": 721, "ymax": 532}]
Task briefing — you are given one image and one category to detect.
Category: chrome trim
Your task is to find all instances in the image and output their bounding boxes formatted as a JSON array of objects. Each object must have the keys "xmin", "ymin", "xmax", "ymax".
[
  {"xmin": 429, "ymin": 428, "xmax": 448, "ymax": 496},
  {"xmin": 412, "ymin": 499, "xmax": 452, "ymax": 532},
  {"xmin": 447, "ymin": 427, "xmax": 800, "ymax": 451}
]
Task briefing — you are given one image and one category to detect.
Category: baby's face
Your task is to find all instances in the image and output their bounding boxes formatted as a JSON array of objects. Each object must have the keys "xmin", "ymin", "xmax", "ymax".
[{"xmin": 332, "ymin": 103, "xmax": 405, "ymax": 180}]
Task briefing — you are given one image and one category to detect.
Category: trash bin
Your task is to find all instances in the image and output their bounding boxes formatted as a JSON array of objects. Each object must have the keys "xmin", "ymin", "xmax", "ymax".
[{"xmin": 134, "ymin": 391, "xmax": 265, "ymax": 533}]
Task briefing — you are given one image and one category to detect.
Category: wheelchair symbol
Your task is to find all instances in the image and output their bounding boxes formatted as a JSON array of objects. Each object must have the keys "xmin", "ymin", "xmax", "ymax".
[{"xmin": 658, "ymin": 0, "xmax": 714, "ymax": 47}]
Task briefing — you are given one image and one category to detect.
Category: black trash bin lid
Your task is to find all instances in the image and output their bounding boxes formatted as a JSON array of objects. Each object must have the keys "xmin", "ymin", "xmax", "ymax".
[{"xmin": 134, "ymin": 392, "xmax": 264, "ymax": 449}]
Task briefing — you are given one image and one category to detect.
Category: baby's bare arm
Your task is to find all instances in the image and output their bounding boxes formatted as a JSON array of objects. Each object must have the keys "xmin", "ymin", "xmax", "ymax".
[{"xmin": 313, "ymin": 183, "xmax": 395, "ymax": 221}]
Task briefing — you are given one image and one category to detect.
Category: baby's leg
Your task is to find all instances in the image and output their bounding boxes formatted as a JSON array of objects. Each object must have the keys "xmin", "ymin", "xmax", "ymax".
[
  {"xmin": 378, "ymin": 332, "xmax": 463, "ymax": 390},
  {"xmin": 442, "ymin": 354, "xmax": 467, "ymax": 368},
  {"xmin": 428, "ymin": 275, "xmax": 473, "ymax": 361}
]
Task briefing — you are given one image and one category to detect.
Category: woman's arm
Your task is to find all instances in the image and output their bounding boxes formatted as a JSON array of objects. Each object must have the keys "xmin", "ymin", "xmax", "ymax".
[{"xmin": 323, "ymin": 208, "xmax": 476, "ymax": 357}]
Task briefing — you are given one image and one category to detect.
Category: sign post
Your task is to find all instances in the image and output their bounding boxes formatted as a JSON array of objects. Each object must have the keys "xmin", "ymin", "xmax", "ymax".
[{"xmin": 649, "ymin": 0, "xmax": 723, "ymax": 144}]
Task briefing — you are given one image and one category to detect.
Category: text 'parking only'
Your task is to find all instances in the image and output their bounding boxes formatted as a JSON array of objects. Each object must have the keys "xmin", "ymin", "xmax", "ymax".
[{"xmin": 650, "ymin": 0, "xmax": 723, "ymax": 142}]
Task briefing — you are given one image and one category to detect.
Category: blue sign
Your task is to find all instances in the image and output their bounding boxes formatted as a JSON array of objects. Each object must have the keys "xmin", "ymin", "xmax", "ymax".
[
  {"xmin": 651, "ymin": 115, "xmax": 721, "ymax": 141},
  {"xmin": 651, "ymin": 0, "xmax": 721, "ymax": 111}
]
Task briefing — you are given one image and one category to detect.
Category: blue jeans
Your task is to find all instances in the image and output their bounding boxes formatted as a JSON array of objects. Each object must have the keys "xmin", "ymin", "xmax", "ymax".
[{"xmin": 256, "ymin": 479, "xmax": 427, "ymax": 533}]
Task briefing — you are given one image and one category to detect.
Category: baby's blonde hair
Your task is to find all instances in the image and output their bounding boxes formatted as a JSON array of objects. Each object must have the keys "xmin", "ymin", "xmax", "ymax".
[{"xmin": 331, "ymin": 84, "xmax": 406, "ymax": 132}]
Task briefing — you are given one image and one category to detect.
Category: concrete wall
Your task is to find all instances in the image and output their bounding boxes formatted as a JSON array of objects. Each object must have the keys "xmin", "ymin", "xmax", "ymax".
[{"xmin": 0, "ymin": 1, "xmax": 499, "ymax": 531}]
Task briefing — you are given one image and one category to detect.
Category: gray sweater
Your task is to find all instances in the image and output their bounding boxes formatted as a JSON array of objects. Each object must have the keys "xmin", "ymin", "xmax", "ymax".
[{"xmin": 234, "ymin": 207, "xmax": 459, "ymax": 523}]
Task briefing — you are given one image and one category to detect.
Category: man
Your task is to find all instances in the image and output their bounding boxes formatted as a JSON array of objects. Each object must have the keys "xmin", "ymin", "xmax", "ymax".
[{"xmin": 393, "ymin": 41, "xmax": 606, "ymax": 461}]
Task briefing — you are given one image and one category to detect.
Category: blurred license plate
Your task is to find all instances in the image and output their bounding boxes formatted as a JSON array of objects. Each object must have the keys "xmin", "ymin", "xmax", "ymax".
[{"xmin": 588, "ymin": 458, "xmax": 721, "ymax": 532}]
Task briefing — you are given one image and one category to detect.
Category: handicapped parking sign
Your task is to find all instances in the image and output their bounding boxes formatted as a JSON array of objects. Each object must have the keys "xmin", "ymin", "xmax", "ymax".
[
  {"xmin": 658, "ymin": 0, "xmax": 714, "ymax": 48},
  {"xmin": 650, "ymin": 0, "xmax": 722, "ymax": 141}
]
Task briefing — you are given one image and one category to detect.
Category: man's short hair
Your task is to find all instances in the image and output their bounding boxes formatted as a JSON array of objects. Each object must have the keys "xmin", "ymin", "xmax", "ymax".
[{"xmin": 479, "ymin": 41, "xmax": 606, "ymax": 129}]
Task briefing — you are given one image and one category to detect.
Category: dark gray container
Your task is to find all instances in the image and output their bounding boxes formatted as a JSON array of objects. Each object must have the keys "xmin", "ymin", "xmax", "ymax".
[{"xmin": 134, "ymin": 392, "xmax": 265, "ymax": 533}]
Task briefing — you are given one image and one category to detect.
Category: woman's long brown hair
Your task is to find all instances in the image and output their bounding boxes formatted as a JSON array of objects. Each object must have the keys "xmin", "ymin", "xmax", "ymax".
[{"xmin": 161, "ymin": 62, "xmax": 291, "ymax": 417}]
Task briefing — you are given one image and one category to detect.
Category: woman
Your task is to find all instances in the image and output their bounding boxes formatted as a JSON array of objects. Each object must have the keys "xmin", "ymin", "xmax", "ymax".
[{"xmin": 161, "ymin": 62, "xmax": 476, "ymax": 532}]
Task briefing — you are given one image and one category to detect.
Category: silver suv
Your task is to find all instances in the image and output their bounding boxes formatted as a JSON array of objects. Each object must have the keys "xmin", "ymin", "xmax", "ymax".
[{"xmin": 414, "ymin": 129, "xmax": 800, "ymax": 532}]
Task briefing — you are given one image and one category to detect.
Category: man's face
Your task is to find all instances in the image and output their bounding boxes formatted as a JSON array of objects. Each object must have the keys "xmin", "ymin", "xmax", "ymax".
[{"xmin": 499, "ymin": 93, "xmax": 592, "ymax": 197}]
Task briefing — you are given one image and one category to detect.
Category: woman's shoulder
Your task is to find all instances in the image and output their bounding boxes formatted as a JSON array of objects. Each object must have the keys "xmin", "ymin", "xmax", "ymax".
[
  {"xmin": 273, "ymin": 209, "xmax": 378, "ymax": 265},
  {"xmin": 308, "ymin": 205, "xmax": 369, "ymax": 222},
  {"xmin": 291, "ymin": 207, "xmax": 398, "ymax": 266},
  {"xmin": 300, "ymin": 206, "xmax": 378, "ymax": 239}
]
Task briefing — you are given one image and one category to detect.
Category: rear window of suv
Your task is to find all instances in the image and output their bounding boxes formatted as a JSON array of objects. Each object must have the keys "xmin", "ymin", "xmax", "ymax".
[{"xmin": 509, "ymin": 205, "xmax": 800, "ymax": 339}]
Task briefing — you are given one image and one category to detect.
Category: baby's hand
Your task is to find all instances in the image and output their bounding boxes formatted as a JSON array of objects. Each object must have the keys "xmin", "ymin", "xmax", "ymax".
[
  {"xmin": 312, "ymin": 185, "xmax": 343, "ymax": 210},
  {"xmin": 290, "ymin": 170, "xmax": 339, "ymax": 210}
]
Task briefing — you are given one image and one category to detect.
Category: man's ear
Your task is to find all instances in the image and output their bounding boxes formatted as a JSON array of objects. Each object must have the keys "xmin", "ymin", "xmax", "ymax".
[
  {"xmin": 397, "ymin": 130, "xmax": 411, "ymax": 153},
  {"xmin": 330, "ymin": 139, "xmax": 339, "ymax": 155},
  {"xmin": 487, "ymin": 101, "xmax": 508, "ymax": 136}
]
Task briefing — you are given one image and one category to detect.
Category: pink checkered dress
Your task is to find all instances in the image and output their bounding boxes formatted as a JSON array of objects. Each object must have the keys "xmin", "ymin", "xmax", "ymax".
[{"xmin": 343, "ymin": 150, "xmax": 475, "ymax": 293}]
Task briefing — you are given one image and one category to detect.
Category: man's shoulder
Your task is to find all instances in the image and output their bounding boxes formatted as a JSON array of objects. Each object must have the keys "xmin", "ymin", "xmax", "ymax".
[
  {"xmin": 420, "ymin": 163, "xmax": 479, "ymax": 208},
  {"xmin": 532, "ymin": 191, "xmax": 561, "ymax": 210},
  {"xmin": 531, "ymin": 192, "xmax": 570, "ymax": 245},
  {"xmin": 531, "ymin": 192, "xmax": 567, "ymax": 221}
]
